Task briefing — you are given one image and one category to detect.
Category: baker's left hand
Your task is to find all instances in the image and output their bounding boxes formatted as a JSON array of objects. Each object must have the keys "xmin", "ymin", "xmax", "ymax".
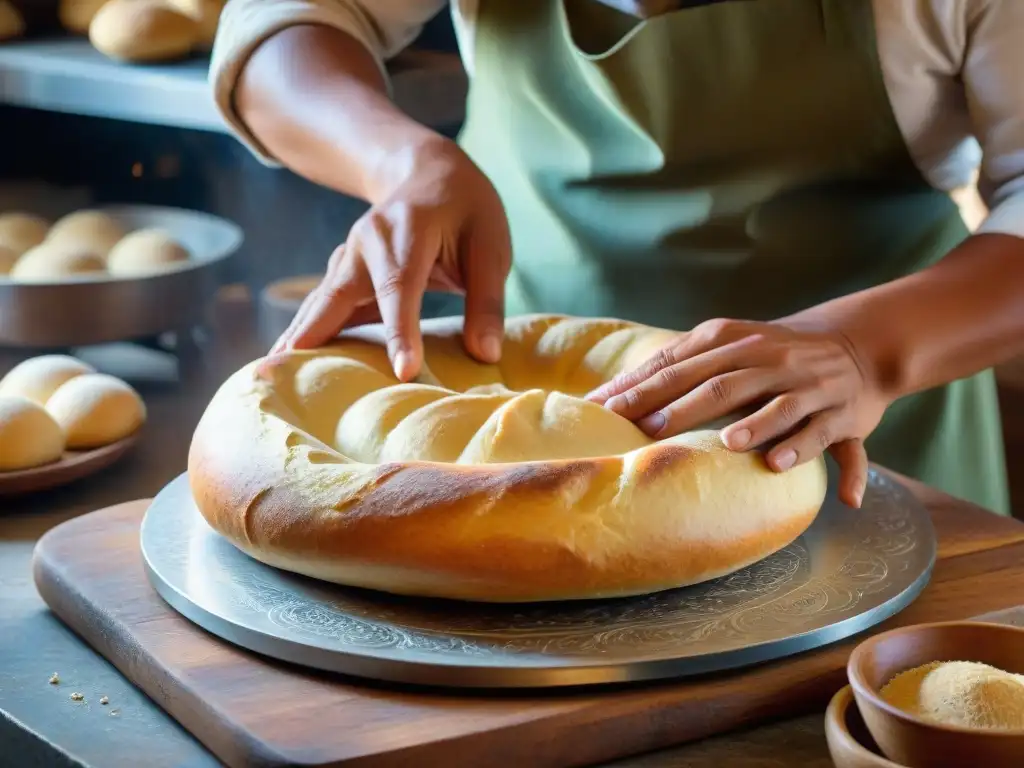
[{"xmin": 585, "ymin": 319, "xmax": 890, "ymax": 509}]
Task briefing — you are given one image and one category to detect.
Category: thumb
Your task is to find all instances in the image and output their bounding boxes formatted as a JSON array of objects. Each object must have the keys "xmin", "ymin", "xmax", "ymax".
[
  {"xmin": 459, "ymin": 218, "xmax": 509, "ymax": 364},
  {"xmin": 828, "ymin": 438, "xmax": 868, "ymax": 509}
]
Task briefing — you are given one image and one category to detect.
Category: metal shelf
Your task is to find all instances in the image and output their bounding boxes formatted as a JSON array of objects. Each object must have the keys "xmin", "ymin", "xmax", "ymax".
[{"xmin": 0, "ymin": 38, "xmax": 467, "ymax": 133}]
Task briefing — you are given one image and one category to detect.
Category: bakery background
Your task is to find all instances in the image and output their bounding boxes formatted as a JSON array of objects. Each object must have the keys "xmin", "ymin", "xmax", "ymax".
[
  {"xmin": 1, "ymin": 1, "xmax": 1021, "ymax": 511},
  {"xmin": 4, "ymin": 5, "xmax": 1024, "ymax": 768}
]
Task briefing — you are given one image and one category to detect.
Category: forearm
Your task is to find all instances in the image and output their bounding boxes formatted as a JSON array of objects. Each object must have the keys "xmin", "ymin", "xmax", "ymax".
[
  {"xmin": 781, "ymin": 233, "xmax": 1024, "ymax": 399},
  {"xmin": 235, "ymin": 24, "xmax": 445, "ymax": 204}
]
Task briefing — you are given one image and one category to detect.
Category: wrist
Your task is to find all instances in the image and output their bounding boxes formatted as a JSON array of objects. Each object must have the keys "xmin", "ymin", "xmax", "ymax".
[
  {"xmin": 364, "ymin": 131, "xmax": 455, "ymax": 206},
  {"xmin": 775, "ymin": 305, "xmax": 906, "ymax": 402}
]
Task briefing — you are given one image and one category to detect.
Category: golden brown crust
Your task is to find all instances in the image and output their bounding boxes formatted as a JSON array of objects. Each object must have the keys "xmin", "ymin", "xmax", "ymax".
[{"xmin": 189, "ymin": 314, "xmax": 828, "ymax": 602}]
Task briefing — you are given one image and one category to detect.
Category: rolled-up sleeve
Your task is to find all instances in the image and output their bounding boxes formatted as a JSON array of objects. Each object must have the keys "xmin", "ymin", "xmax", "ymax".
[
  {"xmin": 963, "ymin": 0, "xmax": 1024, "ymax": 238},
  {"xmin": 210, "ymin": 0, "xmax": 446, "ymax": 163}
]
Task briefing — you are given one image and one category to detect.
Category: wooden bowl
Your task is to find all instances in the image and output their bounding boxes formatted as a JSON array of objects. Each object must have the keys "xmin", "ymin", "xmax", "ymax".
[
  {"xmin": 826, "ymin": 686, "xmax": 907, "ymax": 767},
  {"xmin": 847, "ymin": 621, "xmax": 1024, "ymax": 768}
]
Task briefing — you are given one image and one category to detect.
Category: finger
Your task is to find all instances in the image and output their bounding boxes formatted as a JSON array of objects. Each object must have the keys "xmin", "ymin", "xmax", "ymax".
[
  {"xmin": 636, "ymin": 368, "xmax": 779, "ymax": 438},
  {"xmin": 603, "ymin": 335, "xmax": 771, "ymax": 420},
  {"xmin": 829, "ymin": 439, "xmax": 868, "ymax": 508},
  {"xmin": 271, "ymin": 246, "xmax": 368, "ymax": 354},
  {"xmin": 586, "ymin": 346, "xmax": 682, "ymax": 405},
  {"xmin": 586, "ymin": 318, "xmax": 753, "ymax": 404},
  {"xmin": 765, "ymin": 409, "xmax": 846, "ymax": 473},
  {"xmin": 361, "ymin": 217, "xmax": 437, "ymax": 381},
  {"xmin": 344, "ymin": 302, "xmax": 384, "ymax": 328},
  {"xmin": 459, "ymin": 216, "xmax": 509, "ymax": 364},
  {"xmin": 719, "ymin": 388, "xmax": 835, "ymax": 451}
]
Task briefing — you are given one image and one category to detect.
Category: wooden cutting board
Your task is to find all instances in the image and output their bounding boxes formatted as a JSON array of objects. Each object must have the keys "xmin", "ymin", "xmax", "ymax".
[{"xmin": 33, "ymin": 490, "xmax": 1024, "ymax": 768}]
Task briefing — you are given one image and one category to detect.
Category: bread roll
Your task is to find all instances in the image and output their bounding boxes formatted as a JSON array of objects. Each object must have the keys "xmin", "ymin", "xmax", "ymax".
[
  {"xmin": 0, "ymin": 245, "xmax": 18, "ymax": 275},
  {"xmin": 59, "ymin": 0, "xmax": 110, "ymax": 34},
  {"xmin": 46, "ymin": 373, "xmax": 146, "ymax": 449},
  {"xmin": 190, "ymin": 314, "xmax": 828, "ymax": 603},
  {"xmin": 0, "ymin": 212, "xmax": 50, "ymax": 255},
  {"xmin": 0, "ymin": 397, "xmax": 65, "ymax": 471},
  {"xmin": 166, "ymin": 0, "xmax": 222, "ymax": 49},
  {"xmin": 107, "ymin": 228, "xmax": 190, "ymax": 276},
  {"xmin": 0, "ymin": 0, "xmax": 24, "ymax": 41},
  {"xmin": 10, "ymin": 243, "xmax": 107, "ymax": 281},
  {"xmin": 89, "ymin": 0, "xmax": 199, "ymax": 63},
  {"xmin": 46, "ymin": 210, "xmax": 125, "ymax": 258},
  {"xmin": 0, "ymin": 355, "xmax": 95, "ymax": 405}
]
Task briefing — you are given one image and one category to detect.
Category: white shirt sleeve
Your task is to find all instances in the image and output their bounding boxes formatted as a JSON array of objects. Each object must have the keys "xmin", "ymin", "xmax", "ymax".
[
  {"xmin": 209, "ymin": 0, "xmax": 447, "ymax": 163},
  {"xmin": 960, "ymin": 0, "xmax": 1024, "ymax": 238}
]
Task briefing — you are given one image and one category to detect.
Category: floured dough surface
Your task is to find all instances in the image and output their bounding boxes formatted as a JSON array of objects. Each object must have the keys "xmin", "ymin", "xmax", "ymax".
[{"xmin": 191, "ymin": 314, "xmax": 829, "ymax": 603}]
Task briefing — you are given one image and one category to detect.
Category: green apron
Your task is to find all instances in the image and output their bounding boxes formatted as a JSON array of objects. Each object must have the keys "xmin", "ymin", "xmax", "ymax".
[{"xmin": 453, "ymin": 0, "xmax": 1010, "ymax": 513}]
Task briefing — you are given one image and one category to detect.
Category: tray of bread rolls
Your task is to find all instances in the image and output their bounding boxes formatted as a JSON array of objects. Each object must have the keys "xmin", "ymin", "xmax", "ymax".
[
  {"xmin": 0, "ymin": 205, "xmax": 242, "ymax": 348},
  {"xmin": 0, "ymin": 353, "xmax": 146, "ymax": 495}
]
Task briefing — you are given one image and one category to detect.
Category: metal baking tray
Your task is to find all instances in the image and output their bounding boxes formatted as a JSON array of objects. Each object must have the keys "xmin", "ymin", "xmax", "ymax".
[
  {"xmin": 142, "ymin": 467, "xmax": 936, "ymax": 689},
  {"xmin": 0, "ymin": 204, "xmax": 243, "ymax": 348}
]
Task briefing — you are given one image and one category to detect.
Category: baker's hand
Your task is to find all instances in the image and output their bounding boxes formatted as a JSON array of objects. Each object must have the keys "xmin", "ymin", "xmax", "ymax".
[
  {"xmin": 271, "ymin": 137, "xmax": 512, "ymax": 381},
  {"xmin": 586, "ymin": 319, "xmax": 890, "ymax": 508}
]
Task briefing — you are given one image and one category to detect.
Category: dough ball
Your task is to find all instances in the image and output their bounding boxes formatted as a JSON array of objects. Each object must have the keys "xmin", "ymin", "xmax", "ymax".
[
  {"xmin": 166, "ymin": 0, "xmax": 223, "ymax": 49},
  {"xmin": 59, "ymin": 0, "xmax": 110, "ymax": 34},
  {"xmin": 0, "ymin": 355, "xmax": 95, "ymax": 405},
  {"xmin": 0, "ymin": 0, "xmax": 25, "ymax": 41},
  {"xmin": 107, "ymin": 228, "xmax": 190, "ymax": 276},
  {"xmin": 47, "ymin": 210, "xmax": 125, "ymax": 257},
  {"xmin": 0, "ymin": 245, "xmax": 18, "ymax": 275},
  {"xmin": 0, "ymin": 397, "xmax": 66, "ymax": 471},
  {"xmin": 46, "ymin": 373, "xmax": 146, "ymax": 449},
  {"xmin": 0, "ymin": 212, "xmax": 50, "ymax": 255},
  {"xmin": 89, "ymin": 0, "xmax": 199, "ymax": 63},
  {"xmin": 10, "ymin": 243, "xmax": 107, "ymax": 282}
]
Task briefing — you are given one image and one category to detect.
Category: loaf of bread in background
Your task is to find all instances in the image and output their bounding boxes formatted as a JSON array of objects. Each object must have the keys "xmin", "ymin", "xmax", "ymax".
[
  {"xmin": 0, "ymin": 0, "xmax": 25, "ymax": 41},
  {"xmin": 166, "ymin": 0, "xmax": 223, "ymax": 49},
  {"xmin": 0, "ymin": 212, "xmax": 49, "ymax": 256},
  {"xmin": 89, "ymin": 0, "xmax": 199, "ymax": 63},
  {"xmin": 59, "ymin": 0, "xmax": 111, "ymax": 34}
]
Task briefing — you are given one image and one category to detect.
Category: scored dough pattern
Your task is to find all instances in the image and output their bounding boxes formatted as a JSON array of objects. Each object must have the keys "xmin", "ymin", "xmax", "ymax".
[{"xmin": 263, "ymin": 315, "xmax": 673, "ymax": 466}]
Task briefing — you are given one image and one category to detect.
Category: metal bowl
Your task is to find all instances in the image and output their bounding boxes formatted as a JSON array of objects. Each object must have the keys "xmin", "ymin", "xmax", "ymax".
[{"xmin": 0, "ymin": 204, "xmax": 243, "ymax": 348}]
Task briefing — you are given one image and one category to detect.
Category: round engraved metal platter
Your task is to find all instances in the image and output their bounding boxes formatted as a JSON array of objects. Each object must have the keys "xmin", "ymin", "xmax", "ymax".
[{"xmin": 141, "ymin": 467, "xmax": 936, "ymax": 689}]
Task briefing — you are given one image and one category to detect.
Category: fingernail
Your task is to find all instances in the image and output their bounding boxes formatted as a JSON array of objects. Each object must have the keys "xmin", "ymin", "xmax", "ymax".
[
  {"xmin": 393, "ymin": 351, "xmax": 413, "ymax": 381},
  {"xmin": 639, "ymin": 412, "xmax": 666, "ymax": 436},
  {"xmin": 854, "ymin": 481, "xmax": 865, "ymax": 509},
  {"xmin": 724, "ymin": 428, "xmax": 751, "ymax": 450},
  {"xmin": 605, "ymin": 395, "xmax": 626, "ymax": 413},
  {"xmin": 773, "ymin": 448, "xmax": 797, "ymax": 471},
  {"xmin": 480, "ymin": 333, "xmax": 502, "ymax": 363}
]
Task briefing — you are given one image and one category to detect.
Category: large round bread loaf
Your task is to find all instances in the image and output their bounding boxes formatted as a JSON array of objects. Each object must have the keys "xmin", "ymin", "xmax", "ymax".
[{"xmin": 189, "ymin": 314, "xmax": 827, "ymax": 603}]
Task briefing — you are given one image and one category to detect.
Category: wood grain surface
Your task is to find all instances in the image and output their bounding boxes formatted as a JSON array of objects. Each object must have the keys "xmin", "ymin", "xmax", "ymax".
[{"xmin": 31, "ymin": 485, "xmax": 1024, "ymax": 768}]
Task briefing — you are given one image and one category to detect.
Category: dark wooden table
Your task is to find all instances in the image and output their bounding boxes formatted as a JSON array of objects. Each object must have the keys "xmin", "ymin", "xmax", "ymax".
[{"xmin": 2, "ymin": 290, "xmax": 1023, "ymax": 768}]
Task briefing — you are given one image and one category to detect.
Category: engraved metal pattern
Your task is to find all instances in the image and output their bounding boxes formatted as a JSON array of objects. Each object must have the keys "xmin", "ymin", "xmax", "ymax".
[{"xmin": 142, "ymin": 467, "xmax": 935, "ymax": 688}]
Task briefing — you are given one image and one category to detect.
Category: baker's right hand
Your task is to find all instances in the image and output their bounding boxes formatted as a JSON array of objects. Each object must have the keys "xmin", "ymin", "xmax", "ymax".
[{"xmin": 270, "ymin": 136, "xmax": 512, "ymax": 382}]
